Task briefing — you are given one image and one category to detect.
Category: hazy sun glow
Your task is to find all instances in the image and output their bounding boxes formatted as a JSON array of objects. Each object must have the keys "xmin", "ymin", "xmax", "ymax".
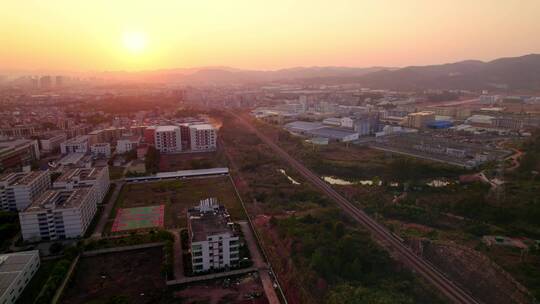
[
  {"xmin": 123, "ymin": 32, "xmax": 147, "ymax": 53},
  {"xmin": 0, "ymin": 0, "xmax": 539, "ymax": 72}
]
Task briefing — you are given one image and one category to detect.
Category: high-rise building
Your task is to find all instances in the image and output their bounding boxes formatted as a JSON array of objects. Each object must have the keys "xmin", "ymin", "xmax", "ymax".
[
  {"xmin": 39, "ymin": 76, "xmax": 52, "ymax": 89},
  {"xmin": 189, "ymin": 124, "xmax": 217, "ymax": 151},
  {"xmin": 154, "ymin": 126, "xmax": 182, "ymax": 153},
  {"xmin": 55, "ymin": 75, "xmax": 64, "ymax": 87}
]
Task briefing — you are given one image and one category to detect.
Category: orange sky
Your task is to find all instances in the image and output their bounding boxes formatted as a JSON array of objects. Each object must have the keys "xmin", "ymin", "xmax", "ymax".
[{"xmin": 1, "ymin": 0, "xmax": 539, "ymax": 72}]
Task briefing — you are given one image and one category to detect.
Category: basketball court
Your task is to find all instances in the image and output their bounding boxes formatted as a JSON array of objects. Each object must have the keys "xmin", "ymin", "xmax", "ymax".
[{"xmin": 111, "ymin": 205, "xmax": 165, "ymax": 232}]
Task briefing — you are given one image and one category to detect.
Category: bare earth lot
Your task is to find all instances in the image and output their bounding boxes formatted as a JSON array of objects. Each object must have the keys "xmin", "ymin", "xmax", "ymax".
[
  {"xmin": 159, "ymin": 151, "xmax": 220, "ymax": 171},
  {"xmin": 174, "ymin": 273, "xmax": 268, "ymax": 304},
  {"xmin": 61, "ymin": 247, "xmax": 167, "ymax": 304},
  {"xmin": 108, "ymin": 176, "xmax": 245, "ymax": 232}
]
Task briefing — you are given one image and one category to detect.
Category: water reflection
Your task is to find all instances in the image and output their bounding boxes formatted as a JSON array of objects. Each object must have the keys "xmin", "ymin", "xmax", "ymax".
[{"xmin": 278, "ymin": 169, "xmax": 301, "ymax": 185}]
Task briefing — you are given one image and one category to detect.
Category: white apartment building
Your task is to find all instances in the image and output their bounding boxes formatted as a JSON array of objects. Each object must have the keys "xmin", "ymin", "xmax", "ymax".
[
  {"xmin": 189, "ymin": 124, "xmax": 217, "ymax": 152},
  {"xmin": 188, "ymin": 198, "xmax": 239, "ymax": 273},
  {"xmin": 0, "ymin": 250, "xmax": 40, "ymax": 304},
  {"xmin": 52, "ymin": 166, "xmax": 110, "ymax": 205},
  {"xmin": 154, "ymin": 126, "xmax": 182, "ymax": 153},
  {"xmin": 90, "ymin": 143, "xmax": 111, "ymax": 158},
  {"xmin": 116, "ymin": 136, "xmax": 140, "ymax": 154},
  {"xmin": 19, "ymin": 187, "xmax": 98, "ymax": 242},
  {"xmin": 340, "ymin": 117, "xmax": 354, "ymax": 129},
  {"xmin": 39, "ymin": 132, "xmax": 67, "ymax": 154},
  {"xmin": 60, "ymin": 135, "xmax": 89, "ymax": 154},
  {"xmin": 0, "ymin": 171, "xmax": 50, "ymax": 212}
]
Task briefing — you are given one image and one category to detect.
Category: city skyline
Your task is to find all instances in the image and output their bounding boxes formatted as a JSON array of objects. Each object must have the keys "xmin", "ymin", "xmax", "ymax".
[{"xmin": 1, "ymin": 0, "xmax": 539, "ymax": 72}]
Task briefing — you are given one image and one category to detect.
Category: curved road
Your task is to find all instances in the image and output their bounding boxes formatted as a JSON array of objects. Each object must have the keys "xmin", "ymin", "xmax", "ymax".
[{"xmin": 233, "ymin": 113, "xmax": 481, "ymax": 304}]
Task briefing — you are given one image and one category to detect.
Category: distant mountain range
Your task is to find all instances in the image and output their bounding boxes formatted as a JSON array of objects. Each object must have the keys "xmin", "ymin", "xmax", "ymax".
[
  {"xmin": 13, "ymin": 53, "xmax": 535, "ymax": 91},
  {"xmin": 355, "ymin": 54, "xmax": 540, "ymax": 90},
  {"xmin": 103, "ymin": 53, "xmax": 540, "ymax": 90},
  {"xmin": 99, "ymin": 66, "xmax": 389, "ymax": 85}
]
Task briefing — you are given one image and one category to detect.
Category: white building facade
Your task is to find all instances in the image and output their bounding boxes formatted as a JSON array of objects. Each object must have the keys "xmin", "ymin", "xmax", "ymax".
[
  {"xmin": 116, "ymin": 136, "xmax": 140, "ymax": 154},
  {"xmin": 53, "ymin": 167, "xmax": 110, "ymax": 206},
  {"xmin": 39, "ymin": 133, "xmax": 67, "ymax": 154},
  {"xmin": 0, "ymin": 250, "xmax": 40, "ymax": 304},
  {"xmin": 0, "ymin": 171, "xmax": 50, "ymax": 212},
  {"xmin": 188, "ymin": 199, "xmax": 240, "ymax": 273},
  {"xmin": 60, "ymin": 135, "xmax": 89, "ymax": 154},
  {"xmin": 189, "ymin": 124, "xmax": 217, "ymax": 152},
  {"xmin": 154, "ymin": 126, "xmax": 182, "ymax": 153},
  {"xmin": 19, "ymin": 187, "xmax": 98, "ymax": 241},
  {"xmin": 90, "ymin": 143, "xmax": 111, "ymax": 157}
]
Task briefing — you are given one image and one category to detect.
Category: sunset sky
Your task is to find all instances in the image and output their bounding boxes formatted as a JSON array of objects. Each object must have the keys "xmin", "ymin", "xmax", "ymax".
[{"xmin": 1, "ymin": 0, "xmax": 539, "ymax": 72}]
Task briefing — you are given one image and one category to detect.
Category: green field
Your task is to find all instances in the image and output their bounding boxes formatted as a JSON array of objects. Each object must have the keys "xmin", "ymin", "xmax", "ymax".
[{"xmin": 107, "ymin": 176, "xmax": 245, "ymax": 232}]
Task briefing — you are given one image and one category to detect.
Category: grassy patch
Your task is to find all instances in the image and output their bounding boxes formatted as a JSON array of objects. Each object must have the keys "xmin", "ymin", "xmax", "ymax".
[{"xmin": 108, "ymin": 177, "xmax": 245, "ymax": 231}]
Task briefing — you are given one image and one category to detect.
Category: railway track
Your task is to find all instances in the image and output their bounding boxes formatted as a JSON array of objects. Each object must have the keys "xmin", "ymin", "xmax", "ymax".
[{"xmin": 233, "ymin": 113, "xmax": 481, "ymax": 304}]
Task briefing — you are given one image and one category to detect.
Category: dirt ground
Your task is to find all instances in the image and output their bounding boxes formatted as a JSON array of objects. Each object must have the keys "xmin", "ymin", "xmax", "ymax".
[
  {"xmin": 174, "ymin": 273, "xmax": 268, "ymax": 304},
  {"xmin": 159, "ymin": 151, "xmax": 220, "ymax": 172},
  {"xmin": 61, "ymin": 247, "xmax": 168, "ymax": 304},
  {"xmin": 109, "ymin": 176, "xmax": 245, "ymax": 231}
]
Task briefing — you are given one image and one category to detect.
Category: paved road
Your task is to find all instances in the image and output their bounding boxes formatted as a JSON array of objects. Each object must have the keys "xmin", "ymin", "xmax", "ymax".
[
  {"xmin": 233, "ymin": 112, "xmax": 480, "ymax": 304},
  {"xmin": 239, "ymin": 221, "xmax": 280, "ymax": 304},
  {"xmin": 92, "ymin": 181, "xmax": 124, "ymax": 238}
]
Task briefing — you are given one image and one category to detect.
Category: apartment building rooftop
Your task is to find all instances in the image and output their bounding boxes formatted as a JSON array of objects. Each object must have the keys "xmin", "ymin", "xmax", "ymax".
[
  {"xmin": 63, "ymin": 135, "xmax": 89, "ymax": 144},
  {"xmin": 0, "ymin": 139, "xmax": 35, "ymax": 154},
  {"xmin": 188, "ymin": 198, "xmax": 234, "ymax": 242},
  {"xmin": 189, "ymin": 123, "xmax": 215, "ymax": 130},
  {"xmin": 0, "ymin": 171, "xmax": 48, "ymax": 187},
  {"xmin": 25, "ymin": 188, "xmax": 90, "ymax": 212},
  {"xmin": 0, "ymin": 251, "xmax": 39, "ymax": 297},
  {"xmin": 155, "ymin": 126, "xmax": 179, "ymax": 132},
  {"xmin": 55, "ymin": 167, "xmax": 106, "ymax": 183}
]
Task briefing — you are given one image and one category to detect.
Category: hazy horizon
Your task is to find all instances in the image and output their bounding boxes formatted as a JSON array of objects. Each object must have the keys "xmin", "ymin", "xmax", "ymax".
[{"xmin": 1, "ymin": 0, "xmax": 539, "ymax": 73}]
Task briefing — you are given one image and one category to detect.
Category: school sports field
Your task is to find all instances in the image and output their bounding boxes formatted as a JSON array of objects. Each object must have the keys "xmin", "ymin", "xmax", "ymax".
[{"xmin": 111, "ymin": 205, "xmax": 165, "ymax": 232}]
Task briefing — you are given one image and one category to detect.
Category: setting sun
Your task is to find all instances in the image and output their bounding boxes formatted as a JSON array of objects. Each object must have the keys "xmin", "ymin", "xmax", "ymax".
[{"xmin": 122, "ymin": 32, "xmax": 147, "ymax": 54}]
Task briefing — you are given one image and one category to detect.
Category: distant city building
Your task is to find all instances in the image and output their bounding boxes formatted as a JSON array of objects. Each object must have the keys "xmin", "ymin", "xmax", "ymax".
[
  {"xmin": 189, "ymin": 124, "xmax": 217, "ymax": 151},
  {"xmin": 90, "ymin": 143, "xmax": 111, "ymax": 158},
  {"xmin": 116, "ymin": 135, "xmax": 140, "ymax": 154},
  {"xmin": 322, "ymin": 117, "xmax": 342, "ymax": 127},
  {"xmin": 60, "ymin": 135, "xmax": 89, "ymax": 154},
  {"xmin": 0, "ymin": 250, "xmax": 40, "ymax": 304},
  {"xmin": 188, "ymin": 198, "xmax": 239, "ymax": 273},
  {"xmin": 39, "ymin": 76, "xmax": 52, "ymax": 89},
  {"xmin": 0, "ymin": 125, "xmax": 38, "ymax": 138},
  {"xmin": 403, "ymin": 111, "xmax": 435, "ymax": 129},
  {"xmin": 0, "ymin": 139, "xmax": 40, "ymax": 172},
  {"xmin": 154, "ymin": 126, "xmax": 182, "ymax": 153},
  {"xmin": 55, "ymin": 75, "xmax": 64, "ymax": 87},
  {"xmin": 39, "ymin": 132, "xmax": 67, "ymax": 154},
  {"xmin": 0, "ymin": 170, "xmax": 50, "ymax": 212},
  {"xmin": 143, "ymin": 126, "xmax": 156, "ymax": 145},
  {"xmin": 492, "ymin": 116, "xmax": 524, "ymax": 130}
]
